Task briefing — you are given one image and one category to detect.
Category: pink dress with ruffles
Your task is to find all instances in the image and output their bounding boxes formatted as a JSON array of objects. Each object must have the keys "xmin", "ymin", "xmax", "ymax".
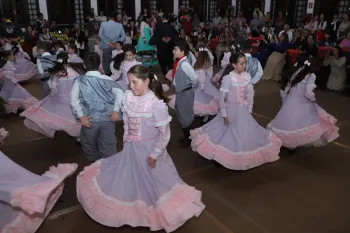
[{"xmin": 190, "ymin": 71, "xmax": 281, "ymax": 170}]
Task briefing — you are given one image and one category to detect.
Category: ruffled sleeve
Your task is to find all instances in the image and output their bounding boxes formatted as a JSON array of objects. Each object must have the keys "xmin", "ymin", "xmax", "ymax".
[
  {"xmin": 48, "ymin": 76, "xmax": 59, "ymax": 96},
  {"xmin": 221, "ymin": 52, "xmax": 231, "ymax": 69},
  {"xmin": 150, "ymin": 101, "xmax": 172, "ymax": 160},
  {"xmin": 246, "ymin": 83, "xmax": 254, "ymax": 113},
  {"xmin": 219, "ymin": 75, "xmax": 231, "ymax": 117},
  {"xmin": 305, "ymin": 73, "xmax": 317, "ymax": 102},
  {"xmin": 196, "ymin": 69, "xmax": 206, "ymax": 91}
]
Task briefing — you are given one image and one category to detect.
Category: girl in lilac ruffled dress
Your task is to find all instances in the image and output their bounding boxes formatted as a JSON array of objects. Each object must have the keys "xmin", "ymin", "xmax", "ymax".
[
  {"xmin": 77, "ymin": 65, "xmax": 204, "ymax": 232},
  {"xmin": 267, "ymin": 53, "xmax": 339, "ymax": 149},
  {"xmin": 0, "ymin": 50, "xmax": 39, "ymax": 113},
  {"xmin": 21, "ymin": 52, "xmax": 84, "ymax": 138},
  {"xmin": 190, "ymin": 53, "xmax": 281, "ymax": 170}
]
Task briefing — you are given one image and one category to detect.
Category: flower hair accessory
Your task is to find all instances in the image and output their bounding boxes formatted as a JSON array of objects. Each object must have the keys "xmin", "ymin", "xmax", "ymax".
[
  {"xmin": 57, "ymin": 59, "xmax": 63, "ymax": 63},
  {"xmin": 236, "ymin": 44, "xmax": 240, "ymax": 48},
  {"xmin": 199, "ymin": 48, "xmax": 204, "ymax": 52},
  {"xmin": 231, "ymin": 45, "xmax": 235, "ymax": 50},
  {"xmin": 304, "ymin": 60, "xmax": 311, "ymax": 66},
  {"xmin": 294, "ymin": 62, "xmax": 298, "ymax": 67}
]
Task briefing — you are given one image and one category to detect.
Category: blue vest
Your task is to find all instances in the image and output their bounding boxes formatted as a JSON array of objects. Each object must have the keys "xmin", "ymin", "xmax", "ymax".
[
  {"xmin": 37, "ymin": 55, "xmax": 57, "ymax": 80},
  {"xmin": 76, "ymin": 75, "xmax": 121, "ymax": 122},
  {"xmin": 246, "ymin": 56, "xmax": 259, "ymax": 79},
  {"xmin": 173, "ymin": 58, "xmax": 192, "ymax": 93}
]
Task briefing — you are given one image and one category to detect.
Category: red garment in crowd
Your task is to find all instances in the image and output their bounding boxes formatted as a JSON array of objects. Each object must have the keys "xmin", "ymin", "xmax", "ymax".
[{"xmin": 172, "ymin": 56, "xmax": 185, "ymax": 78}]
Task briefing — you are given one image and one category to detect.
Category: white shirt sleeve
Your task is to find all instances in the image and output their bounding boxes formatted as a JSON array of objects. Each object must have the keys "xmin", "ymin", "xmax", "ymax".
[
  {"xmin": 37, "ymin": 58, "xmax": 44, "ymax": 74},
  {"xmin": 111, "ymin": 88, "xmax": 124, "ymax": 112},
  {"xmin": 181, "ymin": 62, "xmax": 198, "ymax": 87},
  {"xmin": 70, "ymin": 80, "xmax": 84, "ymax": 118},
  {"xmin": 251, "ymin": 62, "xmax": 263, "ymax": 84}
]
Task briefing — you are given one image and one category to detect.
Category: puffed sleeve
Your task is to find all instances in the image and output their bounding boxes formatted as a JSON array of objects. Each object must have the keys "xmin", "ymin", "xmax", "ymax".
[
  {"xmin": 246, "ymin": 83, "xmax": 254, "ymax": 113},
  {"xmin": 305, "ymin": 73, "xmax": 317, "ymax": 102},
  {"xmin": 219, "ymin": 75, "xmax": 231, "ymax": 117},
  {"xmin": 150, "ymin": 101, "xmax": 172, "ymax": 160},
  {"xmin": 196, "ymin": 69, "xmax": 206, "ymax": 91}
]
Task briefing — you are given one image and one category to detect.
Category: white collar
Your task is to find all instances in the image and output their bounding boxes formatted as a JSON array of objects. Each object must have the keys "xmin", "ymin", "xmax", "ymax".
[
  {"xmin": 244, "ymin": 53, "xmax": 252, "ymax": 57},
  {"xmin": 42, "ymin": 52, "xmax": 52, "ymax": 57},
  {"xmin": 86, "ymin": 71, "xmax": 112, "ymax": 80}
]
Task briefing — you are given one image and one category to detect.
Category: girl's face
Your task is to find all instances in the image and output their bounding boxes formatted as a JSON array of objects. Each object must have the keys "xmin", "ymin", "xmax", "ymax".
[
  {"xmin": 8, "ymin": 51, "xmax": 15, "ymax": 62},
  {"xmin": 307, "ymin": 35, "xmax": 314, "ymax": 44},
  {"xmin": 332, "ymin": 47, "xmax": 339, "ymax": 56},
  {"xmin": 68, "ymin": 47, "xmax": 75, "ymax": 54},
  {"xmin": 128, "ymin": 73, "xmax": 149, "ymax": 96},
  {"xmin": 27, "ymin": 26, "xmax": 32, "ymax": 33},
  {"xmin": 180, "ymin": 29, "xmax": 185, "ymax": 36},
  {"xmin": 232, "ymin": 56, "xmax": 246, "ymax": 73},
  {"xmin": 125, "ymin": 51, "xmax": 135, "ymax": 61}
]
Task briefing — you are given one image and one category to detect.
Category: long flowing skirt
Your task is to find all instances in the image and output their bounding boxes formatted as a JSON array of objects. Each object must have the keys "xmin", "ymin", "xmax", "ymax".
[
  {"xmin": 190, "ymin": 104, "xmax": 281, "ymax": 170},
  {"xmin": 77, "ymin": 140, "xmax": 205, "ymax": 233},
  {"xmin": 0, "ymin": 152, "xmax": 77, "ymax": 233}
]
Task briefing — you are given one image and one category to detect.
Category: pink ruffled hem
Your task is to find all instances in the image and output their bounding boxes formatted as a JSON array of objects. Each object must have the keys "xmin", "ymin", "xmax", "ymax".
[
  {"xmin": 10, "ymin": 163, "xmax": 78, "ymax": 215},
  {"xmin": 267, "ymin": 108, "xmax": 339, "ymax": 149},
  {"xmin": 1, "ymin": 185, "xmax": 64, "ymax": 233},
  {"xmin": 5, "ymin": 97, "xmax": 39, "ymax": 114},
  {"xmin": 20, "ymin": 105, "xmax": 81, "ymax": 138},
  {"xmin": 190, "ymin": 129, "xmax": 281, "ymax": 170},
  {"xmin": 14, "ymin": 69, "xmax": 37, "ymax": 82},
  {"xmin": 194, "ymin": 97, "xmax": 219, "ymax": 116},
  {"xmin": 77, "ymin": 161, "xmax": 205, "ymax": 233}
]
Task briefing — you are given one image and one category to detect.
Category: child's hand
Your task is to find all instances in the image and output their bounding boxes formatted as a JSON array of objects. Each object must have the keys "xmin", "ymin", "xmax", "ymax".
[
  {"xmin": 110, "ymin": 111, "xmax": 119, "ymax": 122},
  {"xmin": 146, "ymin": 156, "xmax": 157, "ymax": 169},
  {"xmin": 80, "ymin": 116, "xmax": 93, "ymax": 128},
  {"xmin": 224, "ymin": 117, "xmax": 229, "ymax": 126}
]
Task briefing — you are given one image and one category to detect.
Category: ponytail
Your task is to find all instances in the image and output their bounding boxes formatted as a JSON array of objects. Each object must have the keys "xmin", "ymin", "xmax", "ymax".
[
  {"xmin": 149, "ymin": 70, "xmax": 170, "ymax": 103},
  {"xmin": 219, "ymin": 63, "xmax": 234, "ymax": 83}
]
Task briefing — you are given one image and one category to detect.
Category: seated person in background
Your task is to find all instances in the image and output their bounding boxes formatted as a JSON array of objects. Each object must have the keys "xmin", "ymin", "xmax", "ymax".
[
  {"xmin": 339, "ymin": 32, "xmax": 350, "ymax": 50},
  {"xmin": 300, "ymin": 34, "xmax": 318, "ymax": 59},
  {"xmin": 318, "ymin": 30, "xmax": 336, "ymax": 47}
]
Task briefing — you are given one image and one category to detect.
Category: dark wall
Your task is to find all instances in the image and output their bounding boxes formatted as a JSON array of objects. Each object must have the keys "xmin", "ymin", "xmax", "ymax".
[{"xmin": 47, "ymin": 0, "xmax": 74, "ymax": 24}]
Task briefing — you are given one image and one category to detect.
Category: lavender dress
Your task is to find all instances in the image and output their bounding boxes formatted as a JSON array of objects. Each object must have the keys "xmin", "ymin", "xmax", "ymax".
[
  {"xmin": 20, "ymin": 68, "xmax": 81, "ymax": 138},
  {"xmin": 0, "ymin": 134, "xmax": 77, "ymax": 233},
  {"xmin": 13, "ymin": 46, "xmax": 37, "ymax": 82},
  {"xmin": 190, "ymin": 71, "xmax": 281, "ymax": 170},
  {"xmin": 115, "ymin": 59, "xmax": 142, "ymax": 91},
  {"xmin": 267, "ymin": 73, "xmax": 339, "ymax": 149},
  {"xmin": 77, "ymin": 90, "xmax": 205, "ymax": 232},
  {"xmin": 0, "ymin": 61, "xmax": 38, "ymax": 113},
  {"xmin": 68, "ymin": 54, "xmax": 84, "ymax": 63},
  {"xmin": 212, "ymin": 52, "xmax": 231, "ymax": 83}
]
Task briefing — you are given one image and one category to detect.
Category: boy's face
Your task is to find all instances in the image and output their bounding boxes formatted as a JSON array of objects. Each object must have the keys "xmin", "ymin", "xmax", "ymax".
[
  {"xmin": 173, "ymin": 46, "xmax": 185, "ymax": 59},
  {"xmin": 38, "ymin": 48, "xmax": 45, "ymax": 55},
  {"xmin": 115, "ymin": 43, "xmax": 122, "ymax": 50}
]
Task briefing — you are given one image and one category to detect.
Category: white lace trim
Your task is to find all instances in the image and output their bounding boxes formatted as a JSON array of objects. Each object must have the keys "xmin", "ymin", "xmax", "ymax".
[
  {"xmin": 155, "ymin": 116, "xmax": 172, "ymax": 127},
  {"xmin": 197, "ymin": 129, "xmax": 276, "ymax": 156},
  {"xmin": 267, "ymin": 122, "xmax": 320, "ymax": 134}
]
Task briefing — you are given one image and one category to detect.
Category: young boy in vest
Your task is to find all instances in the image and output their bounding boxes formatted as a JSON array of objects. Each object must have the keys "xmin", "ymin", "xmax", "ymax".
[
  {"xmin": 172, "ymin": 39, "xmax": 198, "ymax": 148},
  {"xmin": 70, "ymin": 52, "xmax": 124, "ymax": 161},
  {"xmin": 239, "ymin": 40, "xmax": 263, "ymax": 85},
  {"xmin": 36, "ymin": 41, "xmax": 56, "ymax": 97}
]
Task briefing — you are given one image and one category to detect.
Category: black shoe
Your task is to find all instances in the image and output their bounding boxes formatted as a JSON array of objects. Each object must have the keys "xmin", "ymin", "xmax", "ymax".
[{"xmin": 180, "ymin": 138, "xmax": 191, "ymax": 148}]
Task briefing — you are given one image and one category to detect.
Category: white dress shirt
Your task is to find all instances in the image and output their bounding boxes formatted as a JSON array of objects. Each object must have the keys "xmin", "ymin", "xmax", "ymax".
[{"xmin": 173, "ymin": 56, "xmax": 198, "ymax": 88}]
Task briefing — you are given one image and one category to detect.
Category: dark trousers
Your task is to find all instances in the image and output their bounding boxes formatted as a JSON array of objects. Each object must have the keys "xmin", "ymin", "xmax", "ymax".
[{"xmin": 102, "ymin": 47, "xmax": 114, "ymax": 74}]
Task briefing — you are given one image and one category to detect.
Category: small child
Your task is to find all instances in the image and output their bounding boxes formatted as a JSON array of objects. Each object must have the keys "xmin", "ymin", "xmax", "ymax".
[
  {"xmin": 70, "ymin": 52, "xmax": 124, "ymax": 162},
  {"xmin": 212, "ymin": 41, "xmax": 237, "ymax": 83},
  {"xmin": 110, "ymin": 52, "xmax": 124, "ymax": 81},
  {"xmin": 190, "ymin": 53, "xmax": 281, "ymax": 170},
  {"xmin": 6, "ymin": 41, "xmax": 37, "ymax": 82},
  {"xmin": 111, "ymin": 41, "xmax": 124, "ymax": 59},
  {"xmin": 36, "ymin": 41, "xmax": 57, "ymax": 97},
  {"xmin": 0, "ymin": 49, "xmax": 38, "ymax": 113},
  {"xmin": 124, "ymin": 30, "xmax": 132, "ymax": 44},
  {"xmin": 115, "ymin": 44, "xmax": 141, "ymax": 91},
  {"xmin": 51, "ymin": 40, "xmax": 66, "ymax": 55},
  {"xmin": 267, "ymin": 53, "xmax": 339, "ymax": 150},
  {"xmin": 21, "ymin": 52, "xmax": 84, "ymax": 138},
  {"xmin": 76, "ymin": 64, "xmax": 204, "ymax": 232},
  {"xmin": 68, "ymin": 43, "xmax": 84, "ymax": 63},
  {"xmin": 94, "ymin": 37, "xmax": 104, "ymax": 73},
  {"xmin": 239, "ymin": 40, "xmax": 263, "ymax": 85},
  {"xmin": 172, "ymin": 39, "xmax": 198, "ymax": 147}
]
